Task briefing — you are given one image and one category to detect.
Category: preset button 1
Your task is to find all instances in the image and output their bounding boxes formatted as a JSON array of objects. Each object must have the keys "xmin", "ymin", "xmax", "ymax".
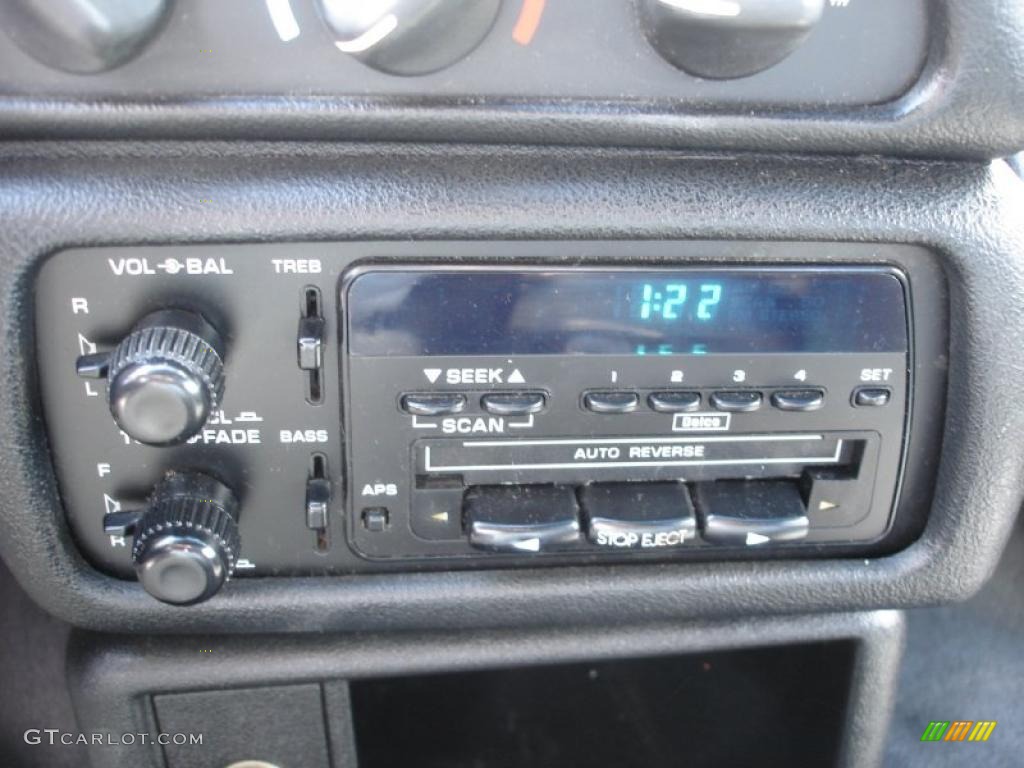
[{"xmin": 584, "ymin": 391, "xmax": 640, "ymax": 413}]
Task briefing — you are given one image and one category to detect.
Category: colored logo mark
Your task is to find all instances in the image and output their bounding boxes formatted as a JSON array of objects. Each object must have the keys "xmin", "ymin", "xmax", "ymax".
[{"xmin": 921, "ymin": 721, "xmax": 997, "ymax": 742}]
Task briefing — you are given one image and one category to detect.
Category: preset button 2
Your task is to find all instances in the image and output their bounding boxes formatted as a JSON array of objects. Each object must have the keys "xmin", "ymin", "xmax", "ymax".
[{"xmin": 648, "ymin": 391, "xmax": 701, "ymax": 413}]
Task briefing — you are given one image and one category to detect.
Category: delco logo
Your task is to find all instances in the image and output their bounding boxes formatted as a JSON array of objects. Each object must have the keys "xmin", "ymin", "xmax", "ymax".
[{"xmin": 671, "ymin": 412, "xmax": 731, "ymax": 433}]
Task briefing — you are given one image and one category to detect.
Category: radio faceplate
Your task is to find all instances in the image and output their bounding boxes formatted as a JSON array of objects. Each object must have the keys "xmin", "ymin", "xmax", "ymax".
[
  {"xmin": 34, "ymin": 243, "xmax": 931, "ymax": 583},
  {"xmin": 344, "ymin": 266, "xmax": 908, "ymax": 561}
]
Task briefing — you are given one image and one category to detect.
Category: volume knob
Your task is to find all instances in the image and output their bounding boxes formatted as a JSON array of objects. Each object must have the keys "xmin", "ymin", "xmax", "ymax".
[
  {"xmin": 77, "ymin": 309, "xmax": 226, "ymax": 446},
  {"xmin": 126, "ymin": 472, "xmax": 241, "ymax": 606}
]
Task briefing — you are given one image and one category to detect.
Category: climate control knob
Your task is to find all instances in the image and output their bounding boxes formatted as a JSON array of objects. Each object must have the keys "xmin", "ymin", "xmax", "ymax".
[
  {"xmin": 316, "ymin": 0, "xmax": 501, "ymax": 76},
  {"xmin": 639, "ymin": 0, "xmax": 825, "ymax": 80},
  {"xmin": 104, "ymin": 472, "xmax": 241, "ymax": 605},
  {"xmin": 0, "ymin": 0, "xmax": 169, "ymax": 74},
  {"xmin": 76, "ymin": 309, "xmax": 226, "ymax": 446}
]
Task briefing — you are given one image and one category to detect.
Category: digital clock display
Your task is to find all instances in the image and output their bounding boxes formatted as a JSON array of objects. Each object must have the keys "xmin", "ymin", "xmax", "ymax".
[
  {"xmin": 346, "ymin": 268, "xmax": 907, "ymax": 356},
  {"xmin": 635, "ymin": 282, "xmax": 723, "ymax": 322}
]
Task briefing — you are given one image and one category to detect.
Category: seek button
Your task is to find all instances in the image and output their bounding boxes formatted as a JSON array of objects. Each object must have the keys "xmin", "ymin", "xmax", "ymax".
[{"xmin": 481, "ymin": 392, "xmax": 546, "ymax": 416}]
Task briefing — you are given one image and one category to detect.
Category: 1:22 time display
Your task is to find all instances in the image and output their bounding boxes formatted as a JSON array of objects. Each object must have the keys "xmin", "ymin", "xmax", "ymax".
[{"xmin": 635, "ymin": 283, "xmax": 723, "ymax": 322}]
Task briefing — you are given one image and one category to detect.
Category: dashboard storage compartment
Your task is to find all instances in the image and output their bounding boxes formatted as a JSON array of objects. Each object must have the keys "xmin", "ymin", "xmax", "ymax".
[
  {"xmin": 350, "ymin": 642, "xmax": 857, "ymax": 768},
  {"xmin": 153, "ymin": 684, "xmax": 331, "ymax": 768},
  {"xmin": 65, "ymin": 612, "xmax": 902, "ymax": 768}
]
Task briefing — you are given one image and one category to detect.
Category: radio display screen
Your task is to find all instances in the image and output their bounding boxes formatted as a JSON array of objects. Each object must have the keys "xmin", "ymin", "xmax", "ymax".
[{"xmin": 346, "ymin": 268, "xmax": 907, "ymax": 356}]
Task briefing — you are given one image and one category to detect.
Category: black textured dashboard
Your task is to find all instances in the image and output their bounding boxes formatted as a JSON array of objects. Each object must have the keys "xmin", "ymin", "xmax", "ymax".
[
  {"xmin": 3, "ymin": 7, "xmax": 1024, "ymax": 768},
  {"xmin": 1, "ymin": 143, "xmax": 1022, "ymax": 633}
]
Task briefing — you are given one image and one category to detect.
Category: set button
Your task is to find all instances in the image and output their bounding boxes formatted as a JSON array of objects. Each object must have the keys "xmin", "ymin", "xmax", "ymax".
[
  {"xmin": 853, "ymin": 387, "xmax": 891, "ymax": 407},
  {"xmin": 709, "ymin": 391, "xmax": 763, "ymax": 412},
  {"xmin": 583, "ymin": 391, "xmax": 640, "ymax": 413}
]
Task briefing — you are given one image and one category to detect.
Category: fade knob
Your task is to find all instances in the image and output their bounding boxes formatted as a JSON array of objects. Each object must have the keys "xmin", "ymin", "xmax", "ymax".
[
  {"xmin": 77, "ymin": 309, "xmax": 226, "ymax": 446},
  {"xmin": 110, "ymin": 472, "xmax": 241, "ymax": 606}
]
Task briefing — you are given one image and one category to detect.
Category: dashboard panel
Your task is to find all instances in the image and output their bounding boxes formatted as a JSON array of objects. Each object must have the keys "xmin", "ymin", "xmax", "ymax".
[
  {"xmin": 0, "ymin": 0, "xmax": 1020, "ymax": 160},
  {"xmin": 2, "ymin": 3, "xmax": 1024, "ymax": 768},
  {"xmin": 0, "ymin": 0, "xmax": 1017, "ymax": 636},
  {"xmin": 0, "ymin": 0, "xmax": 926, "ymax": 105}
]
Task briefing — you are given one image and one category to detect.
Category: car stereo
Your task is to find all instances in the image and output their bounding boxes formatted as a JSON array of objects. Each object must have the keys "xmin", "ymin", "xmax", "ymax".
[
  {"xmin": 343, "ymin": 266, "xmax": 907, "ymax": 558},
  {"xmin": 34, "ymin": 242, "xmax": 934, "ymax": 605}
]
